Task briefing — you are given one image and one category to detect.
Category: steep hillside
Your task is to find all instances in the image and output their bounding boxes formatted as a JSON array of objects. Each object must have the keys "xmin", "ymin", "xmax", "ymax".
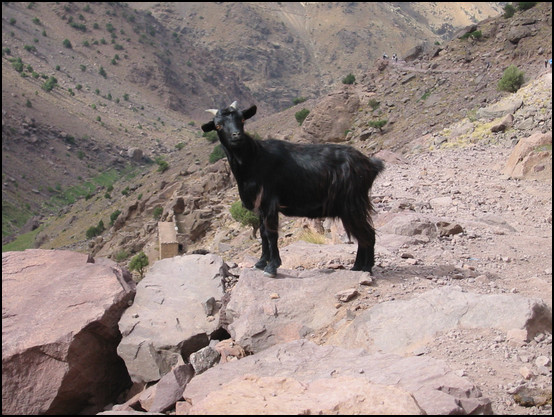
[
  {"xmin": 0, "ymin": 2, "xmax": 538, "ymax": 250},
  {"xmin": 130, "ymin": 2, "xmax": 503, "ymax": 110},
  {"xmin": 1, "ymin": 1, "xmax": 255, "ymax": 242}
]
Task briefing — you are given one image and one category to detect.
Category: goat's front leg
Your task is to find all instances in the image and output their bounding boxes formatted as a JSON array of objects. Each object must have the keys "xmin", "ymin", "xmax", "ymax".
[
  {"xmin": 256, "ymin": 201, "xmax": 281, "ymax": 277},
  {"xmin": 263, "ymin": 210, "xmax": 281, "ymax": 277},
  {"xmin": 254, "ymin": 215, "xmax": 269, "ymax": 270}
]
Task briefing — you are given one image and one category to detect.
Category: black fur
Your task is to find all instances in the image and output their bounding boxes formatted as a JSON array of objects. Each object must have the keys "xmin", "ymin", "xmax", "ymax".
[{"xmin": 202, "ymin": 103, "xmax": 384, "ymax": 277}]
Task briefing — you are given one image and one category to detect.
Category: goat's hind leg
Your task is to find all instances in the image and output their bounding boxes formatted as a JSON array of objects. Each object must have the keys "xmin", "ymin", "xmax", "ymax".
[
  {"xmin": 352, "ymin": 244, "xmax": 374, "ymax": 273},
  {"xmin": 342, "ymin": 214, "xmax": 376, "ymax": 273}
]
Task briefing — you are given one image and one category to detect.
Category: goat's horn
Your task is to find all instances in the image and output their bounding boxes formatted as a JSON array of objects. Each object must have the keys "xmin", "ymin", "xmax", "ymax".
[
  {"xmin": 205, "ymin": 109, "xmax": 218, "ymax": 115},
  {"xmin": 229, "ymin": 101, "xmax": 238, "ymax": 109}
]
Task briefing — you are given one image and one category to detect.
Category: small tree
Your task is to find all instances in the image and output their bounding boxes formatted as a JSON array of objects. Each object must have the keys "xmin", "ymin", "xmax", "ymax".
[
  {"xmin": 230, "ymin": 200, "xmax": 260, "ymax": 238},
  {"xmin": 498, "ymin": 65, "xmax": 524, "ymax": 93},
  {"xmin": 368, "ymin": 119, "xmax": 388, "ymax": 132},
  {"xmin": 129, "ymin": 251, "xmax": 149, "ymax": 279}
]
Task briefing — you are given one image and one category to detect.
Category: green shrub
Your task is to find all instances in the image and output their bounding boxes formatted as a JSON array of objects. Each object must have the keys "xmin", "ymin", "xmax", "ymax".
[
  {"xmin": 342, "ymin": 73, "xmax": 355, "ymax": 84},
  {"xmin": 12, "ymin": 58, "xmax": 24, "ymax": 73},
  {"xmin": 41, "ymin": 76, "xmax": 58, "ymax": 92},
  {"xmin": 498, "ymin": 65, "xmax": 524, "ymax": 93},
  {"xmin": 503, "ymin": 3, "xmax": 516, "ymax": 18},
  {"xmin": 460, "ymin": 30, "xmax": 482, "ymax": 40},
  {"xmin": 209, "ymin": 144, "xmax": 226, "ymax": 163},
  {"xmin": 230, "ymin": 200, "xmax": 260, "ymax": 237},
  {"xmin": 295, "ymin": 108, "xmax": 310, "ymax": 125},
  {"xmin": 153, "ymin": 206, "xmax": 163, "ymax": 220},
  {"xmin": 85, "ymin": 220, "xmax": 105, "ymax": 239},
  {"xmin": 293, "ymin": 96, "xmax": 307, "ymax": 105},
  {"xmin": 129, "ymin": 251, "xmax": 149, "ymax": 279},
  {"xmin": 98, "ymin": 66, "xmax": 107, "ymax": 78},
  {"xmin": 114, "ymin": 249, "xmax": 130, "ymax": 262},
  {"xmin": 155, "ymin": 157, "xmax": 169, "ymax": 173},
  {"xmin": 62, "ymin": 38, "xmax": 72, "ymax": 48},
  {"xmin": 517, "ymin": 2, "xmax": 537, "ymax": 11},
  {"xmin": 203, "ymin": 130, "xmax": 218, "ymax": 143},
  {"xmin": 368, "ymin": 99, "xmax": 380, "ymax": 111},
  {"xmin": 368, "ymin": 119, "xmax": 388, "ymax": 132}
]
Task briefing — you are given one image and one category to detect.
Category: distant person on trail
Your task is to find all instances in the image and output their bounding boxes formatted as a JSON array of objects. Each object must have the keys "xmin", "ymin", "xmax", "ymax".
[
  {"xmin": 549, "ymin": 58, "xmax": 552, "ymax": 68},
  {"xmin": 546, "ymin": 59, "xmax": 549, "ymax": 68},
  {"xmin": 392, "ymin": 53, "xmax": 398, "ymax": 63}
]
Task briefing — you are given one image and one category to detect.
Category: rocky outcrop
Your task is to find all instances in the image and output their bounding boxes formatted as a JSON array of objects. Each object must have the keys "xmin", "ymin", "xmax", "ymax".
[
  {"xmin": 299, "ymin": 85, "xmax": 360, "ymax": 143},
  {"xmin": 503, "ymin": 131, "xmax": 552, "ymax": 180},
  {"xmin": 1, "ymin": 249, "xmax": 136, "ymax": 415},
  {"xmin": 117, "ymin": 254, "xmax": 228, "ymax": 384}
]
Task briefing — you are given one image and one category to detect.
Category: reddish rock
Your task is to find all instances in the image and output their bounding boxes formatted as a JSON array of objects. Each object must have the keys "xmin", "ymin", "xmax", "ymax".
[{"xmin": 2, "ymin": 249, "xmax": 136, "ymax": 415}]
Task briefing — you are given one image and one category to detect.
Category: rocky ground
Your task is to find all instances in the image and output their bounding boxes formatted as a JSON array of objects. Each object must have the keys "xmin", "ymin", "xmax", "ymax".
[
  {"xmin": 205, "ymin": 137, "xmax": 552, "ymax": 415},
  {"xmin": 368, "ymin": 143, "xmax": 552, "ymax": 415}
]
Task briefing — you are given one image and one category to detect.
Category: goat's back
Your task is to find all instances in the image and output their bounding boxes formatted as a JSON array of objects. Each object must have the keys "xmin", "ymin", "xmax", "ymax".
[{"xmin": 250, "ymin": 139, "xmax": 384, "ymax": 217}]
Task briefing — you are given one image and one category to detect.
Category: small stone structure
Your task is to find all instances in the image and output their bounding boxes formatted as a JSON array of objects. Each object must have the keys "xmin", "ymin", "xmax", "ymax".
[{"xmin": 158, "ymin": 222, "xmax": 179, "ymax": 260}]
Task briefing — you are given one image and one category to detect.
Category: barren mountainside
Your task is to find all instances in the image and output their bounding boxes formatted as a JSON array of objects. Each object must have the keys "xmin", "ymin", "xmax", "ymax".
[{"xmin": 1, "ymin": 1, "xmax": 548, "ymax": 254}]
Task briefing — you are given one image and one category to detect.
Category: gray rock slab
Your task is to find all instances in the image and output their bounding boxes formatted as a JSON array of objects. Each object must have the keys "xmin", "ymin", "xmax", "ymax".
[
  {"xmin": 118, "ymin": 254, "xmax": 226, "ymax": 383},
  {"xmin": 329, "ymin": 286, "xmax": 552, "ymax": 355},
  {"xmin": 226, "ymin": 267, "xmax": 371, "ymax": 353},
  {"xmin": 182, "ymin": 340, "xmax": 491, "ymax": 415}
]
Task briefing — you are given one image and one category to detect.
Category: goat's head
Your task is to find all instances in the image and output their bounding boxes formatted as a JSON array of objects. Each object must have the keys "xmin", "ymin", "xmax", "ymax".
[{"xmin": 201, "ymin": 101, "xmax": 257, "ymax": 148}]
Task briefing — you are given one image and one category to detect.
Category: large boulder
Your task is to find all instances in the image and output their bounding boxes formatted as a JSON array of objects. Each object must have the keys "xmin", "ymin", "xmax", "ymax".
[
  {"xmin": 299, "ymin": 85, "xmax": 359, "ymax": 143},
  {"xmin": 117, "ymin": 254, "xmax": 227, "ymax": 384},
  {"xmin": 2, "ymin": 249, "xmax": 136, "ymax": 415},
  {"xmin": 502, "ymin": 131, "xmax": 552, "ymax": 180}
]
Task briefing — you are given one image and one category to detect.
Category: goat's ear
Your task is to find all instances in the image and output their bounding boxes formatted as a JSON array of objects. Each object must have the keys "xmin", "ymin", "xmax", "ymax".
[
  {"xmin": 243, "ymin": 105, "xmax": 257, "ymax": 120},
  {"xmin": 201, "ymin": 121, "xmax": 216, "ymax": 132}
]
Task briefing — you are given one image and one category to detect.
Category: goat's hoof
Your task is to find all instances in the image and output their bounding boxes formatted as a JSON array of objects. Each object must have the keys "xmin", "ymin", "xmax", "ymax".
[
  {"xmin": 263, "ymin": 266, "xmax": 277, "ymax": 278},
  {"xmin": 254, "ymin": 260, "xmax": 268, "ymax": 270}
]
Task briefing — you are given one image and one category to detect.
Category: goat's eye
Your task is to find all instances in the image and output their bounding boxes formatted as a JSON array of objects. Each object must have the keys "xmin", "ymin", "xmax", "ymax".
[{"xmin": 216, "ymin": 124, "xmax": 222, "ymax": 130}]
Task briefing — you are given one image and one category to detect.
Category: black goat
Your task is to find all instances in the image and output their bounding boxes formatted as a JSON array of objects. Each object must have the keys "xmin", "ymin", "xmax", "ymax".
[{"xmin": 202, "ymin": 102, "xmax": 384, "ymax": 277}]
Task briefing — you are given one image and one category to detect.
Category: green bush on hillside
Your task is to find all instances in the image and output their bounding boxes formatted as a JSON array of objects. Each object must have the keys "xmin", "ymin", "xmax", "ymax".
[
  {"xmin": 295, "ymin": 108, "xmax": 310, "ymax": 125},
  {"xmin": 230, "ymin": 200, "xmax": 260, "ymax": 237},
  {"xmin": 498, "ymin": 65, "xmax": 525, "ymax": 93},
  {"xmin": 209, "ymin": 144, "xmax": 226, "ymax": 163},
  {"xmin": 517, "ymin": 2, "xmax": 537, "ymax": 11},
  {"xmin": 368, "ymin": 119, "xmax": 388, "ymax": 132},
  {"xmin": 342, "ymin": 73, "xmax": 356, "ymax": 84},
  {"xmin": 503, "ymin": 3, "xmax": 516, "ymax": 18}
]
